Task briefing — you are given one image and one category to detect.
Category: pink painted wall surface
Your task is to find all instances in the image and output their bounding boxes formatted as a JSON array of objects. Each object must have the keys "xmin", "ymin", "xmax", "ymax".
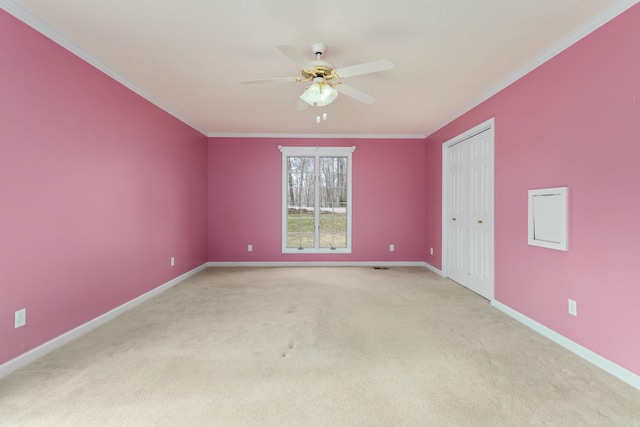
[
  {"xmin": 0, "ymin": 11, "xmax": 208, "ymax": 365},
  {"xmin": 424, "ymin": 139, "xmax": 443, "ymax": 268},
  {"xmin": 208, "ymin": 137, "xmax": 426, "ymax": 262},
  {"xmin": 425, "ymin": 5, "xmax": 640, "ymax": 375}
]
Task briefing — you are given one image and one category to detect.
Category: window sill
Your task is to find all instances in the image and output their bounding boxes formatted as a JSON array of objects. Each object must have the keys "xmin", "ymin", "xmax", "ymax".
[{"xmin": 282, "ymin": 248, "xmax": 352, "ymax": 254}]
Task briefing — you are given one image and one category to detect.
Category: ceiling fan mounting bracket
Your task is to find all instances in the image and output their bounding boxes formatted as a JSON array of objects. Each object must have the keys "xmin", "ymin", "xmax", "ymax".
[
  {"xmin": 311, "ymin": 42, "xmax": 326, "ymax": 56},
  {"xmin": 300, "ymin": 43, "xmax": 337, "ymax": 81}
]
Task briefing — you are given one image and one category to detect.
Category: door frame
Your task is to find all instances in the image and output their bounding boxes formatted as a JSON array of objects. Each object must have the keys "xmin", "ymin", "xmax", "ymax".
[{"xmin": 441, "ymin": 117, "xmax": 495, "ymax": 296}]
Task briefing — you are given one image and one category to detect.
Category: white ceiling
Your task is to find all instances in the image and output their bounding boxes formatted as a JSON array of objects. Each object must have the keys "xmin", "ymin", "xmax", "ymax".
[{"xmin": 4, "ymin": 0, "xmax": 637, "ymax": 138}]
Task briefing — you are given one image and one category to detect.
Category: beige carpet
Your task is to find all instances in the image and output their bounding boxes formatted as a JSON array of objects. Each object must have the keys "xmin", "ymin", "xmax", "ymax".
[{"xmin": 1, "ymin": 267, "xmax": 639, "ymax": 426}]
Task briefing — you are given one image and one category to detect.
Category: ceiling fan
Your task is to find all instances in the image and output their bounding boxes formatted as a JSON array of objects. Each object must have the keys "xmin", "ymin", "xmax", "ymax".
[{"xmin": 241, "ymin": 43, "xmax": 394, "ymax": 110}]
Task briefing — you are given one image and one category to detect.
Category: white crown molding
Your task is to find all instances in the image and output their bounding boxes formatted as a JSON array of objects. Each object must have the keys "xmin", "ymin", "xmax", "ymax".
[
  {"xmin": 207, "ymin": 132, "xmax": 426, "ymax": 140},
  {"xmin": 493, "ymin": 300, "xmax": 640, "ymax": 391},
  {"xmin": 6, "ymin": 0, "xmax": 637, "ymax": 140},
  {"xmin": 2, "ymin": 0, "xmax": 424, "ymax": 141},
  {"xmin": 1, "ymin": 0, "xmax": 208, "ymax": 136},
  {"xmin": 0, "ymin": 263, "xmax": 208, "ymax": 380},
  {"xmin": 424, "ymin": 0, "xmax": 640, "ymax": 138}
]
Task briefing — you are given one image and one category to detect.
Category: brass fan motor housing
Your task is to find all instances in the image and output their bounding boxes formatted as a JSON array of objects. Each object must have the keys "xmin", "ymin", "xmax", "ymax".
[{"xmin": 302, "ymin": 65, "xmax": 338, "ymax": 81}]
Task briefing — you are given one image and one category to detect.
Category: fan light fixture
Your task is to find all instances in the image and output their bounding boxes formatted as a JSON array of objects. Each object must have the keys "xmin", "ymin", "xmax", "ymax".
[
  {"xmin": 241, "ymin": 43, "xmax": 395, "ymax": 109},
  {"xmin": 300, "ymin": 78, "xmax": 338, "ymax": 107}
]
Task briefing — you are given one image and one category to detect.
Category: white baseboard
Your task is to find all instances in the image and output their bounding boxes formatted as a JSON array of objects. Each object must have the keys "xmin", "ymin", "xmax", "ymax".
[
  {"xmin": 0, "ymin": 263, "xmax": 208, "ymax": 380},
  {"xmin": 492, "ymin": 300, "xmax": 640, "ymax": 391},
  {"xmin": 421, "ymin": 262, "xmax": 444, "ymax": 276},
  {"xmin": 208, "ymin": 261, "xmax": 442, "ymax": 272}
]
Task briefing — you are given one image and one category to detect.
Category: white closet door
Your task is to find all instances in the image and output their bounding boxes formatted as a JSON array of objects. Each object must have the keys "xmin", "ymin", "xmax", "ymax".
[
  {"xmin": 446, "ymin": 129, "xmax": 494, "ymax": 300},
  {"xmin": 447, "ymin": 141, "xmax": 468, "ymax": 286},
  {"xmin": 466, "ymin": 131, "xmax": 494, "ymax": 299}
]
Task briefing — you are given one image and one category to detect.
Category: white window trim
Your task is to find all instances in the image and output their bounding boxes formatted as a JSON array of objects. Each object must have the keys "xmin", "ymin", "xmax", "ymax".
[{"xmin": 280, "ymin": 145, "xmax": 355, "ymax": 254}]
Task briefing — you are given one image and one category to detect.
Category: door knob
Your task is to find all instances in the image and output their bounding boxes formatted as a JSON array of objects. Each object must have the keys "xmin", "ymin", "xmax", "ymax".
[
  {"xmin": 478, "ymin": 220, "xmax": 483, "ymax": 224},
  {"xmin": 452, "ymin": 217, "xmax": 457, "ymax": 221}
]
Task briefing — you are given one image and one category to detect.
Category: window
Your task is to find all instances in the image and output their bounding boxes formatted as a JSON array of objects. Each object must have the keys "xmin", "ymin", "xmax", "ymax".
[{"xmin": 280, "ymin": 146, "xmax": 354, "ymax": 253}]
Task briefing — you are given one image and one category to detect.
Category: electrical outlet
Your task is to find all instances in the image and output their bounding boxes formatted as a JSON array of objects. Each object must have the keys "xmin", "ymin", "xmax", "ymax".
[
  {"xmin": 248, "ymin": 244, "xmax": 253, "ymax": 252},
  {"xmin": 390, "ymin": 244, "xmax": 395, "ymax": 252},
  {"xmin": 430, "ymin": 247, "xmax": 434, "ymax": 255},
  {"xmin": 170, "ymin": 256, "xmax": 175, "ymax": 267},
  {"xmin": 15, "ymin": 308, "xmax": 26, "ymax": 328},
  {"xmin": 568, "ymin": 299, "xmax": 577, "ymax": 316}
]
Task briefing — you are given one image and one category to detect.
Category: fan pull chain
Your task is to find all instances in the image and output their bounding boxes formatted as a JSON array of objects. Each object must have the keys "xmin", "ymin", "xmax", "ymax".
[{"xmin": 316, "ymin": 113, "xmax": 328, "ymax": 123}]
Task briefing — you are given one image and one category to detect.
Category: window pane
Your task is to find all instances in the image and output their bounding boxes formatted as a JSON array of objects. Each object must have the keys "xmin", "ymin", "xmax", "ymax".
[
  {"xmin": 319, "ymin": 210, "xmax": 347, "ymax": 248},
  {"xmin": 286, "ymin": 207, "xmax": 315, "ymax": 249},
  {"xmin": 287, "ymin": 157, "xmax": 314, "ymax": 209},
  {"xmin": 319, "ymin": 157, "xmax": 348, "ymax": 249},
  {"xmin": 286, "ymin": 157, "xmax": 315, "ymax": 249}
]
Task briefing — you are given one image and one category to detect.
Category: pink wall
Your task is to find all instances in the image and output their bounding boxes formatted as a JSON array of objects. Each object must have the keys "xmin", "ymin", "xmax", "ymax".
[
  {"xmin": 5, "ymin": 1, "xmax": 637, "ymax": 380},
  {"xmin": 425, "ymin": 5, "xmax": 640, "ymax": 375},
  {"xmin": 208, "ymin": 137, "xmax": 426, "ymax": 262},
  {"xmin": 0, "ymin": 11, "xmax": 208, "ymax": 365}
]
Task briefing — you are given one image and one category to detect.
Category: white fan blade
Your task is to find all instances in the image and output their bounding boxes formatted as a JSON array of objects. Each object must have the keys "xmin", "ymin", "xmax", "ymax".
[
  {"xmin": 240, "ymin": 77, "xmax": 300, "ymax": 85},
  {"xmin": 334, "ymin": 59, "xmax": 394, "ymax": 78},
  {"xmin": 277, "ymin": 44, "xmax": 316, "ymax": 71},
  {"xmin": 296, "ymin": 99, "xmax": 310, "ymax": 111},
  {"xmin": 335, "ymin": 84, "xmax": 375, "ymax": 104}
]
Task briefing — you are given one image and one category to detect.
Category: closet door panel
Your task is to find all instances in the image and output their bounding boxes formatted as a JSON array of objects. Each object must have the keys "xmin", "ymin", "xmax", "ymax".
[{"xmin": 447, "ymin": 128, "xmax": 494, "ymax": 300}]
